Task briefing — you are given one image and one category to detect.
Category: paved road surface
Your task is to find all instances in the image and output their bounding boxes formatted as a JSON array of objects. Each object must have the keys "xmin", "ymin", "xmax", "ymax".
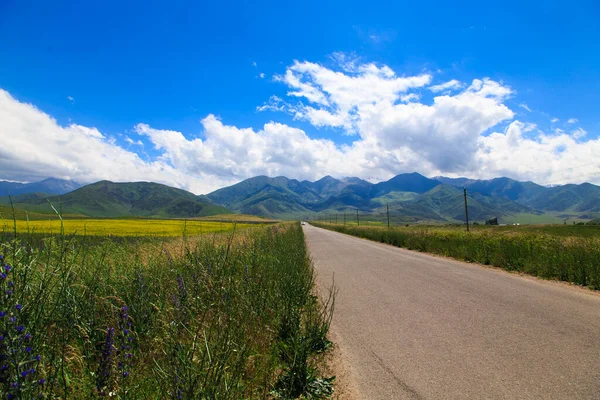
[{"xmin": 303, "ymin": 224, "xmax": 600, "ymax": 399}]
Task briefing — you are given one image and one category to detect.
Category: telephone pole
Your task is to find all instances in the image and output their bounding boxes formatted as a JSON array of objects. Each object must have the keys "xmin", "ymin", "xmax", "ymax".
[
  {"xmin": 464, "ymin": 188, "xmax": 470, "ymax": 232},
  {"xmin": 335, "ymin": 213, "xmax": 338, "ymax": 225},
  {"xmin": 356, "ymin": 209, "xmax": 360, "ymax": 226},
  {"xmin": 387, "ymin": 204, "xmax": 390, "ymax": 229}
]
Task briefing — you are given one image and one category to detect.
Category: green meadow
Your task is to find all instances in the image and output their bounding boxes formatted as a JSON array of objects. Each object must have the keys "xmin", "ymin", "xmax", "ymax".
[{"xmin": 0, "ymin": 221, "xmax": 335, "ymax": 399}]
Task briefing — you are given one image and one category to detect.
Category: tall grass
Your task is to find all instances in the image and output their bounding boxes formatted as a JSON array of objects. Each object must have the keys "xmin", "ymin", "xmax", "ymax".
[
  {"xmin": 0, "ymin": 221, "xmax": 334, "ymax": 399},
  {"xmin": 313, "ymin": 223, "xmax": 600, "ymax": 290}
]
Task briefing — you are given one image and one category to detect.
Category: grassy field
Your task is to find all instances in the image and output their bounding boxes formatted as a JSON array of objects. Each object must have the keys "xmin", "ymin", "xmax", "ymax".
[
  {"xmin": 193, "ymin": 213, "xmax": 279, "ymax": 223},
  {"xmin": 313, "ymin": 222, "xmax": 600, "ymax": 290},
  {"xmin": 0, "ymin": 222, "xmax": 335, "ymax": 399},
  {"xmin": 312, "ymin": 218, "xmax": 600, "ymax": 238},
  {"xmin": 0, "ymin": 218, "xmax": 260, "ymax": 236},
  {"xmin": 0, "ymin": 204, "xmax": 87, "ymax": 220}
]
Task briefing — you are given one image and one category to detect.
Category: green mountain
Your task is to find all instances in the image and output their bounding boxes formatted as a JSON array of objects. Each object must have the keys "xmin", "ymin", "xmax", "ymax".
[
  {"xmin": 435, "ymin": 176, "xmax": 600, "ymax": 213},
  {"xmin": 0, "ymin": 178, "xmax": 82, "ymax": 196},
  {"xmin": 528, "ymin": 183, "xmax": 600, "ymax": 212},
  {"xmin": 371, "ymin": 172, "xmax": 440, "ymax": 197},
  {"xmin": 3, "ymin": 173, "xmax": 596, "ymax": 222},
  {"xmin": 206, "ymin": 176, "xmax": 319, "ymax": 215},
  {"xmin": 207, "ymin": 173, "xmax": 533, "ymax": 221},
  {"xmin": 1, "ymin": 181, "xmax": 229, "ymax": 218}
]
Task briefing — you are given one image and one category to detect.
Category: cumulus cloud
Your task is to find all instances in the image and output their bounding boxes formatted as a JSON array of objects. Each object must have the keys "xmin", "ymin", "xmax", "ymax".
[
  {"xmin": 571, "ymin": 127, "xmax": 587, "ymax": 139},
  {"xmin": 134, "ymin": 115, "xmax": 383, "ymax": 183},
  {"xmin": 567, "ymin": 118, "xmax": 578, "ymax": 124},
  {"xmin": 477, "ymin": 121, "xmax": 600, "ymax": 184},
  {"xmin": 551, "ymin": 117, "xmax": 559, "ymax": 123},
  {"xmin": 258, "ymin": 57, "xmax": 599, "ymax": 184},
  {"xmin": 125, "ymin": 136, "xmax": 144, "ymax": 146},
  {"xmin": 400, "ymin": 93, "xmax": 420, "ymax": 102},
  {"xmin": 269, "ymin": 60, "xmax": 432, "ymax": 131},
  {"xmin": 67, "ymin": 96, "xmax": 75, "ymax": 103},
  {"xmin": 265, "ymin": 59, "xmax": 514, "ymax": 172},
  {"xmin": 1, "ymin": 55, "xmax": 599, "ymax": 193},
  {"xmin": 0, "ymin": 89, "xmax": 213, "ymax": 193},
  {"xmin": 428, "ymin": 79, "xmax": 462, "ymax": 93}
]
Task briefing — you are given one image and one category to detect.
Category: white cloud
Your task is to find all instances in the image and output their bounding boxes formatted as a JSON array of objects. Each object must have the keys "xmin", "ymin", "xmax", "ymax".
[
  {"xmin": 0, "ymin": 89, "xmax": 214, "ymax": 193},
  {"xmin": 567, "ymin": 118, "xmax": 578, "ymax": 124},
  {"xmin": 267, "ymin": 59, "xmax": 513, "ymax": 172},
  {"xmin": 2, "ymin": 55, "xmax": 599, "ymax": 194},
  {"xmin": 400, "ymin": 93, "xmax": 420, "ymax": 102},
  {"xmin": 67, "ymin": 96, "xmax": 74, "ymax": 103},
  {"xmin": 571, "ymin": 127, "xmax": 587, "ymax": 139},
  {"xmin": 125, "ymin": 136, "xmax": 144, "ymax": 146},
  {"xmin": 134, "ymin": 115, "xmax": 375, "ymax": 183},
  {"xmin": 259, "ymin": 72, "xmax": 265, "ymax": 79},
  {"xmin": 252, "ymin": 61, "xmax": 257, "ymax": 67},
  {"xmin": 268, "ymin": 59, "xmax": 431, "ymax": 131},
  {"xmin": 428, "ymin": 79, "xmax": 462, "ymax": 93},
  {"xmin": 259, "ymin": 58, "xmax": 599, "ymax": 184},
  {"xmin": 519, "ymin": 103, "xmax": 531, "ymax": 112},
  {"xmin": 477, "ymin": 121, "xmax": 600, "ymax": 184},
  {"xmin": 551, "ymin": 117, "xmax": 559, "ymax": 123}
]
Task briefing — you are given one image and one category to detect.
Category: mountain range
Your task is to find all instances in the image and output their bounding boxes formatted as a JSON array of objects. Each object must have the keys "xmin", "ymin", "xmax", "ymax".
[
  {"xmin": 206, "ymin": 173, "xmax": 600, "ymax": 222},
  {"xmin": 1, "ymin": 174, "xmax": 599, "ymax": 223},
  {"xmin": 0, "ymin": 178, "xmax": 82, "ymax": 196},
  {"xmin": 1, "ymin": 180, "xmax": 228, "ymax": 218}
]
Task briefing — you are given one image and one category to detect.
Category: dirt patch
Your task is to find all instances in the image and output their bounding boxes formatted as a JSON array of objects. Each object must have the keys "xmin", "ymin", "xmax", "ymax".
[{"xmin": 322, "ymin": 328, "xmax": 361, "ymax": 400}]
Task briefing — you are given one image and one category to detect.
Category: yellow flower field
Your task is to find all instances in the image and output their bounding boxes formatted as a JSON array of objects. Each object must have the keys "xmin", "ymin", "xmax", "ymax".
[{"xmin": 1, "ymin": 218, "xmax": 255, "ymax": 236}]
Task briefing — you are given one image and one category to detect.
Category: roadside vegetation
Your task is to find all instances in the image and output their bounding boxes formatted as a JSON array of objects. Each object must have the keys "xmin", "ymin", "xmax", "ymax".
[
  {"xmin": 313, "ymin": 222, "xmax": 600, "ymax": 290},
  {"xmin": 0, "ymin": 218, "xmax": 335, "ymax": 399}
]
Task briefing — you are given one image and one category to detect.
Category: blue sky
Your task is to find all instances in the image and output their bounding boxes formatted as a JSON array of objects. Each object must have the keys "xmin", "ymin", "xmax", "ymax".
[{"xmin": 1, "ymin": 0, "xmax": 599, "ymax": 193}]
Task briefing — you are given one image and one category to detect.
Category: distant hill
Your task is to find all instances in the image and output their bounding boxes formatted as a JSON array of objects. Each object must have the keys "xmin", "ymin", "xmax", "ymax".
[
  {"xmin": 3, "ymin": 173, "xmax": 597, "ymax": 223},
  {"xmin": 0, "ymin": 178, "xmax": 82, "ymax": 196},
  {"xmin": 207, "ymin": 173, "xmax": 534, "ymax": 221},
  {"xmin": 1, "ymin": 181, "xmax": 229, "ymax": 218},
  {"xmin": 435, "ymin": 176, "xmax": 600, "ymax": 213},
  {"xmin": 371, "ymin": 172, "xmax": 439, "ymax": 197}
]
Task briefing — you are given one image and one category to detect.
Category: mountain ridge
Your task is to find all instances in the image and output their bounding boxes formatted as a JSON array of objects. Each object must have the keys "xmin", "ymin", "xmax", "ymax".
[
  {"xmin": 0, "ymin": 178, "xmax": 82, "ymax": 196},
  {"xmin": 2, "ymin": 174, "xmax": 598, "ymax": 222},
  {"xmin": 1, "ymin": 180, "xmax": 229, "ymax": 218}
]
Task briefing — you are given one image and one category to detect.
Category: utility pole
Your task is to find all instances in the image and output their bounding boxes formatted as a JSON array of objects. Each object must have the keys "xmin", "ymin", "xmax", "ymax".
[
  {"xmin": 464, "ymin": 188, "xmax": 470, "ymax": 232},
  {"xmin": 344, "ymin": 212, "xmax": 346, "ymax": 226},
  {"xmin": 356, "ymin": 209, "xmax": 360, "ymax": 226},
  {"xmin": 387, "ymin": 204, "xmax": 390, "ymax": 229},
  {"xmin": 335, "ymin": 213, "xmax": 338, "ymax": 225}
]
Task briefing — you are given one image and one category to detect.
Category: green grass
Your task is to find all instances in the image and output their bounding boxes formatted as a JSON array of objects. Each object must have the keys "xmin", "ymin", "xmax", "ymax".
[
  {"xmin": 313, "ymin": 222, "xmax": 600, "ymax": 290},
  {"xmin": 0, "ymin": 204, "xmax": 87, "ymax": 220},
  {"xmin": 193, "ymin": 213, "xmax": 279, "ymax": 223},
  {"xmin": 0, "ymin": 222, "xmax": 335, "ymax": 398}
]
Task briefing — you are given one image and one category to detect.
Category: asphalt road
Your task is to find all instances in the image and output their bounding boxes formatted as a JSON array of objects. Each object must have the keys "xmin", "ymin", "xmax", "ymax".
[{"xmin": 303, "ymin": 224, "xmax": 600, "ymax": 399}]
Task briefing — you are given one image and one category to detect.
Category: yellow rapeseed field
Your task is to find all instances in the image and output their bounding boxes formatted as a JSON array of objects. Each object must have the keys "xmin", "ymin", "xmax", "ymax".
[{"xmin": 0, "ymin": 218, "xmax": 255, "ymax": 236}]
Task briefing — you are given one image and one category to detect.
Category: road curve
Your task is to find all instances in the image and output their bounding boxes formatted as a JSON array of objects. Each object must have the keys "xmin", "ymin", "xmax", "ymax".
[{"xmin": 304, "ymin": 224, "xmax": 600, "ymax": 399}]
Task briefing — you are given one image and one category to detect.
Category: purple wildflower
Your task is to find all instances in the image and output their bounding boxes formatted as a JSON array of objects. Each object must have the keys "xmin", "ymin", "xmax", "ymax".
[
  {"xmin": 117, "ymin": 306, "xmax": 134, "ymax": 382},
  {"xmin": 96, "ymin": 327, "xmax": 115, "ymax": 395}
]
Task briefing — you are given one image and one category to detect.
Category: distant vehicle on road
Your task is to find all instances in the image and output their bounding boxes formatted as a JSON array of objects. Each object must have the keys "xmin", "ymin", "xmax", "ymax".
[{"xmin": 301, "ymin": 221, "xmax": 306, "ymax": 225}]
